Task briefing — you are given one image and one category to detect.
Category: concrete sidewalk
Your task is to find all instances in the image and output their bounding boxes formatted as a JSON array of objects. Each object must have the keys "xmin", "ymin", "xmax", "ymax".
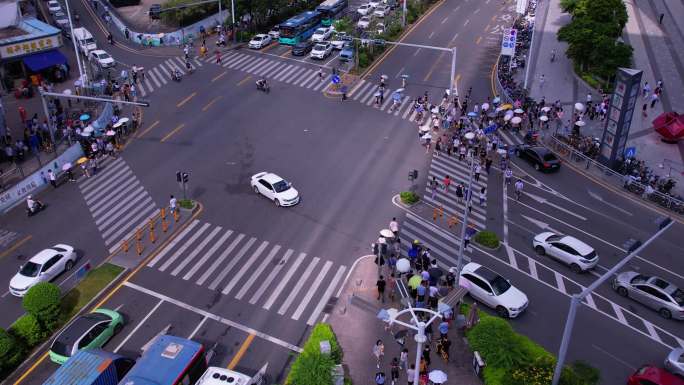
[
  {"xmin": 328, "ymin": 256, "xmax": 481, "ymax": 385},
  {"xmin": 524, "ymin": 0, "xmax": 684, "ymax": 195}
]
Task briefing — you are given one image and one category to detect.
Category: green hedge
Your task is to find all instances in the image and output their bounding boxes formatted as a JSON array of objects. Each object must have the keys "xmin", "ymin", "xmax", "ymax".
[
  {"xmin": 400, "ymin": 191, "xmax": 420, "ymax": 205},
  {"xmin": 179, "ymin": 199, "xmax": 195, "ymax": 210},
  {"xmin": 22, "ymin": 283, "xmax": 61, "ymax": 331},
  {"xmin": 0, "ymin": 328, "xmax": 24, "ymax": 375},
  {"xmin": 462, "ymin": 304, "xmax": 599, "ymax": 385},
  {"xmin": 10, "ymin": 314, "xmax": 43, "ymax": 347},
  {"xmin": 285, "ymin": 323, "xmax": 342, "ymax": 385},
  {"xmin": 474, "ymin": 230, "xmax": 500, "ymax": 249}
]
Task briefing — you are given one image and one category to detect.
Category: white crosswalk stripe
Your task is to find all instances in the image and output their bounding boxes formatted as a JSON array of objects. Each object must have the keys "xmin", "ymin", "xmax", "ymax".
[
  {"xmin": 145, "ymin": 220, "xmax": 346, "ymax": 324},
  {"xmin": 77, "ymin": 157, "xmax": 159, "ymax": 253}
]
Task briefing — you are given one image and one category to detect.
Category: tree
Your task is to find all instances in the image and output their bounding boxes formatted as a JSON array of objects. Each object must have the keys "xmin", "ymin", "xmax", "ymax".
[
  {"xmin": 560, "ymin": 0, "xmax": 581, "ymax": 14},
  {"xmin": 22, "ymin": 282, "xmax": 61, "ymax": 332},
  {"xmin": 10, "ymin": 314, "xmax": 44, "ymax": 347},
  {"xmin": 574, "ymin": 0, "xmax": 628, "ymax": 33},
  {"xmin": 0, "ymin": 328, "xmax": 23, "ymax": 372}
]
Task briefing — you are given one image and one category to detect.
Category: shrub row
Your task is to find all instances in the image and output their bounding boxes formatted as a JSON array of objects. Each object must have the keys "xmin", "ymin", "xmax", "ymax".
[
  {"xmin": 285, "ymin": 323, "xmax": 343, "ymax": 385},
  {"xmin": 462, "ymin": 304, "xmax": 600, "ymax": 385},
  {"xmin": 474, "ymin": 230, "xmax": 500, "ymax": 249}
]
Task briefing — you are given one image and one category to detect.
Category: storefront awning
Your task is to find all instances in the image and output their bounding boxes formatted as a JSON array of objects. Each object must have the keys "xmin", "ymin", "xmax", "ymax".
[{"xmin": 22, "ymin": 49, "xmax": 67, "ymax": 72}]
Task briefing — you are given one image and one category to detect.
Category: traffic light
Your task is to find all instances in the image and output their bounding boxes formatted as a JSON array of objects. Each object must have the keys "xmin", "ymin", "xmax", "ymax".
[
  {"xmin": 176, "ymin": 171, "xmax": 182, "ymax": 182},
  {"xmin": 182, "ymin": 172, "xmax": 189, "ymax": 183},
  {"xmin": 408, "ymin": 170, "xmax": 418, "ymax": 181}
]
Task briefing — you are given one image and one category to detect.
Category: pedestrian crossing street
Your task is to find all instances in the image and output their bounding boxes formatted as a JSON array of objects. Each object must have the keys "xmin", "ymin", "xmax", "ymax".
[
  {"xmin": 132, "ymin": 56, "xmax": 204, "ymax": 98},
  {"xmin": 78, "ymin": 157, "xmax": 159, "ymax": 254},
  {"xmin": 146, "ymin": 219, "xmax": 348, "ymax": 326}
]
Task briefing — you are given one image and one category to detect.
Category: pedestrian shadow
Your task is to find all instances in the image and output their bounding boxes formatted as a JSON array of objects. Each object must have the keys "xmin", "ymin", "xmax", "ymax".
[{"xmin": 349, "ymin": 294, "xmax": 382, "ymax": 315}]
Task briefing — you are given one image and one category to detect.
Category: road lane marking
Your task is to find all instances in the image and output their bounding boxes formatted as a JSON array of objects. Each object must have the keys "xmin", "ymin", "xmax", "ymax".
[
  {"xmin": 176, "ymin": 92, "xmax": 197, "ymax": 108},
  {"xmin": 474, "ymin": 7, "xmax": 480, "ymax": 13},
  {"xmin": 160, "ymin": 124, "xmax": 185, "ymax": 143},
  {"xmin": 519, "ymin": 191, "xmax": 588, "ymax": 220},
  {"xmin": 0, "ymin": 235, "xmax": 31, "ymax": 259},
  {"xmin": 584, "ymin": 293, "xmax": 597, "ymax": 309},
  {"xmin": 554, "ymin": 271, "xmax": 566, "ymax": 294},
  {"xmin": 212, "ymin": 70, "xmax": 228, "ymax": 82},
  {"xmin": 611, "ymin": 302, "xmax": 628, "ymax": 325},
  {"xmin": 250, "ymin": 249, "xmax": 294, "ymax": 304},
  {"xmin": 506, "ymin": 245, "xmax": 517, "ymax": 269},
  {"xmin": 485, "ymin": 24, "xmax": 491, "ymax": 31},
  {"xmin": 449, "ymin": 32, "xmax": 459, "ymax": 44},
  {"xmin": 137, "ymin": 120, "xmax": 159, "ymax": 138},
  {"xmin": 168, "ymin": 225, "xmax": 220, "ymax": 275},
  {"xmin": 228, "ymin": 333, "xmax": 256, "ymax": 369},
  {"xmin": 114, "ymin": 299, "xmax": 164, "ymax": 353},
  {"xmin": 183, "ymin": 230, "xmax": 232, "ymax": 281},
  {"xmin": 292, "ymin": 260, "xmax": 332, "ymax": 320},
  {"xmin": 528, "ymin": 258, "xmax": 538, "ymax": 279},
  {"xmin": 413, "ymin": 47, "xmax": 422, "ymax": 56},
  {"xmin": 237, "ymin": 75, "xmax": 252, "ymax": 86},
  {"xmin": 264, "ymin": 252, "xmax": 305, "ymax": 310},
  {"xmin": 278, "ymin": 257, "xmax": 319, "ymax": 315},
  {"xmin": 187, "ymin": 316, "xmax": 208, "ymax": 339},
  {"xmin": 463, "ymin": 19, "xmax": 470, "ymax": 26},
  {"xmin": 208, "ymin": 237, "xmax": 257, "ymax": 290},
  {"xmin": 202, "ymin": 96, "xmax": 223, "ymax": 112},
  {"xmin": 235, "ymin": 245, "xmax": 281, "ymax": 300},
  {"xmin": 592, "ymin": 344, "xmax": 637, "ymax": 371},
  {"xmin": 423, "ymin": 51, "xmax": 446, "ymax": 81},
  {"xmin": 428, "ymin": 31, "xmax": 435, "ymax": 39},
  {"xmin": 454, "ymin": 5, "xmax": 460, "ymax": 11},
  {"xmin": 221, "ymin": 241, "xmax": 269, "ymax": 295},
  {"xmin": 124, "ymin": 281, "xmax": 302, "ymax": 352},
  {"xmin": 196, "ymin": 233, "xmax": 245, "ymax": 286},
  {"xmin": 308, "ymin": 265, "xmax": 346, "ymax": 325},
  {"xmin": 644, "ymin": 320, "xmax": 662, "ymax": 343},
  {"xmin": 395, "ymin": 66, "xmax": 405, "ymax": 78},
  {"xmin": 280, "ymin": 50, "xmax": 291, "ymax": 58},
  {"xmin": 476, "ymin": 36, "xmax": 482, "ymax": 44},
  {"xmin": 441, "ymin": 16, "xmax": 449, "ymax": 24},
  {"xmin": 587, "ymin": 189, "xmax": 634, "ymax": 216}
]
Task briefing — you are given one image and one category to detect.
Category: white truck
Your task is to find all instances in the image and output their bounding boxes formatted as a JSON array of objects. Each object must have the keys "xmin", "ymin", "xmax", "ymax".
[{"xmin": 73, "ymin": 27, "xmax": 97, "ymax": 55}]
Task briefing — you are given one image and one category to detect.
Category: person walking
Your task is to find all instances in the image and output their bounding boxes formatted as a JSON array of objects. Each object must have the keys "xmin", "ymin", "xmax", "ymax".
[
  {"xmin": 81, "ymin": 162, "xmax": 90, "ymax": 178},
  {"xmin": 479, "ymin": 186, "xmax": 486, "ymax": 206},
  {"xmin": 399, "ymin": 348, "xmax": 409, "ymax": 371},
  {"xmin": 422, "ymin": 344, "xmax": 431, "ymax": 367},
  {"xmin": 389, "ymin": 217, "xmax": 399, "ymax": 236},
  {"xmin": 514, "ymin": 179, "xmax": 524, "ymax": 200},
  {"xmin": 474, "ymin": 163, "xmax": 482, "ymax": 181},
  {"xmin": 375, "ymin": 372, "xmax": 386, "ymax": 385},
  {"xmin": 406, "ymin": 364, "xmax": 416, "ymax": 385},
  {"xmin": 430, "ymin": 176, "xmax": 439, "ymax": 199},
  {"xmin": 373, "ymin": 340, "xmax": 385, "ymax": 368},
  {"xmin": 464, "ymin": 231, "xmax": 471, "ymax": 250},
  {"xmin": 169, "ymin": 194, "xmax": 177, "ymax": 214},
  {"xmin": 390, "ymin": 357, "xmax": 400, "ymax": 385},
  {"xmin": 455, "ymin": 183, "xmax": 464, "ymax": 204},
  {"xmin": 318, "ymin": 67, "xmax": 324, "ymax": 81},
  {"xmin": 642, "ymin": 82, "xmax": 651, "ymax": 98},
  {"xmin": 504, "ymin": 168, "xmax": 512, "ymax": 185},
  {"xmin": 485, "ymin": 157, "xmax": 493, "ymax": 173},
  {"xmin": 650, "ymin": 92, "xmax": 659, "ymax": 108},
  {"xmin": 377, "ymin": 275, "xmax": 386, "ymax": 302},
  {"xmin": 539, "ymin": 74, "xmax": 545, "ymax": 89},
  {"xmin": 215, "ymin": 50, "xmax": 221, "ymax": 64},
  {"xmin": 47, "ymin": 169, "xmax": 57, "ymax": 188},
  {"xmin": 442, "ymin": 175, "xmax": 451, "ymax": 192}
]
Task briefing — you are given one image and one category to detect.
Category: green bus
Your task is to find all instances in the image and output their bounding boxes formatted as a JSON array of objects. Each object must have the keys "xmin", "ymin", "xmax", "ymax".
[
  {"xmin": 278, "ymin": 11, "xmax": 323, "ymax": 45},
  {"xmin": 316, "ymin": 0, "xmax": 348, "ymax": 27}
]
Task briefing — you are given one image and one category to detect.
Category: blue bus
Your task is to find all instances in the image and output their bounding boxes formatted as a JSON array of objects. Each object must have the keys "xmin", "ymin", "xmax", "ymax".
[
  {"xmin": 316, "ymin": 0, "xmax": 348, "ymax": 27},
  {"xmin": 118, "ymin": 335, "xmax": 208, "ymax": 385},
  {"xmin": 278, "ymin": 11, "xmax": 322, "ymax": 45}
]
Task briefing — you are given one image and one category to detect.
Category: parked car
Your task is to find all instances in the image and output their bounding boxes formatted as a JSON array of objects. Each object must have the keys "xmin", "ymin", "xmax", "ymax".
[
  {"xmin": 357, "ymin": 3, "xmax": 372, "ymax": 15},
  {"xmin": 627, "ymin": 365, "xmax": 684, "ymax": 385},
  {"xmin": 250, "ymin": 172, "xmax": 300, "ymax": 207},
  {"xmin": 47, "ymin": 0, "xmax": 62, "ymax": 13},
  {"xmin": 310, "ymin": 42, "xmax": 333, "ymax": 60},
  {"xmin": 613, "ymin": 272, "xmax": 684, "ymax": 320},
  {"xmin": 368, "ymin": 0, "xmax": 381, "ymax": 7},
  {"xmin": 331, "ymin": 32, "xmax": 351, "ymax": 50},
  {"xmin": 311, "ymin": 27, "xmax": 332, "ymax": 42},
  {"xmin": 89, "ymin": 50, "xmax": 116, "ymax": 68},
  {"xmin": 376, "ymin": 22, "xmax": 386, "ymax": 35},
  {"xmin": 291, "ymin": 40, "xmax": 314, "ymax": 56},
  {"xmin": 357, "ymin": 16, "xmax": 371, "ymax": 29},
  {"xmin": 532, "ymin": 232, "xmax": 599, "ymax": 273},
  {"xmin": 9, "ymin": 244, "xmax": 76, "ymax": 297},
  {"xmin": 248, "ymin": 34, "xmax": 272, "ymax": 49},
  {"xmin": 339, "ymin": 43, "xmax": 354, "ymax": 62},
  {"xmin": 665, "ymin": 348, "xmax": 684, "ymax": 377},
  {"xmin": 148, "ymin": 3, "xmax": 161, "ymax": 19},
  {"xmin": 268, "ymin": 26, "xmax": 280, "ymax": 39},
  {"xmin": 373, "ymin": 4, "xmax": 389, "ymax": 17},
  {"xmin": 49, "ymin": 308, "xmax": 124, "ymax": 364},
  {"xmin": 459, "ymin": 262, "xmax": 529, "ymax": 318},
  {"xmin": 515, "ymin": 144, "xmax": 561, "ymax": 171}
]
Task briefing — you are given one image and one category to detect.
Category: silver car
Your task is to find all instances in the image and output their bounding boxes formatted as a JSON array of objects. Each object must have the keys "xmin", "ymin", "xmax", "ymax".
[
  {"xmin": 665, "ymin": 348, "xmax": 684, "ymax": 377},
  {"xmin": 612, "ymin": 271, "xmax": 684, "ymax": 320}
]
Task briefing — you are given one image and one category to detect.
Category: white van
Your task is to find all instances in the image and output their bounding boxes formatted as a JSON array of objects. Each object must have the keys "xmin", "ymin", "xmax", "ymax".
[{"xmin": 73, "ymin": 27, "xmax": 97, "ymax": 55}]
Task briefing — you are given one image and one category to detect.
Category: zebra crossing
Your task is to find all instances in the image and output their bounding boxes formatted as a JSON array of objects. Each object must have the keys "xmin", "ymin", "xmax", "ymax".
[
  {"xmin": 146, "ymin": 219, "xmax": 347, "ymax": 326},
  {"xmin": 78, "ymin": 157, "xmax": 159, "ymax": 254},
  {"xmin": 133, "ymin": 57, "xmax": 203, "ymax": 98}
]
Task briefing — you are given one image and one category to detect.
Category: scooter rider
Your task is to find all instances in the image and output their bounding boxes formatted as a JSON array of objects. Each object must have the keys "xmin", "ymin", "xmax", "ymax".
[
  {"xmin": 26, "ymin": 195, "xmax": 42, "ymax": 214},
  {"xmin": 256, "ymin": 78, "xmax": 269, "ymax": 91},
  {"xmin": 172, "ymin": 69, "xmax": 182, "ymax": 81}
]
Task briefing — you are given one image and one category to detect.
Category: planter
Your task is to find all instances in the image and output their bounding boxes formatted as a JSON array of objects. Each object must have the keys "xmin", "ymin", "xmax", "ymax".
[
  {"xmin": 178, "ymin": 199, "xmax": 199, "ymax": 213},
  {"xmin": 399, "ymin": 192, "xmax": 420, "ymax": 206},
  {"xmin": 473, "ymin": 230, "xmax": 501, "ymax": 250}
]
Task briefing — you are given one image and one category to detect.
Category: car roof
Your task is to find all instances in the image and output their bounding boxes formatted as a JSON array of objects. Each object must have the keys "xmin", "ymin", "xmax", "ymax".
[
  {"xmin": 254, "ymin": 34, "xmax": 268, "ymax": 38},
  {"xmin": 91, "ymin": 49, "xmax": 108, "ymax": 55},
  {"xmin": 559, "ymin": 236, "xmax": 593, "ymax": 255},
  {"xmin": 30, "ymin": 248, "xmax": 61, "ymax": 264},
  {"xmin": 55, "ymin": 313, "xmax": 110, "ymax": 344},
  {"xmin": 260, "ymin": 173, "xmax": 283, "ymax": 184},
  {"xmin": 472, "ymin": 265, "xmax": 501, "ymax": 283}
]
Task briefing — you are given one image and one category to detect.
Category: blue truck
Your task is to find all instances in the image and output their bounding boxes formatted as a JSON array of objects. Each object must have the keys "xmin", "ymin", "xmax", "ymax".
[{"xmin": 42, "ymin": 349, "xmax": 135, "ymax": 385}]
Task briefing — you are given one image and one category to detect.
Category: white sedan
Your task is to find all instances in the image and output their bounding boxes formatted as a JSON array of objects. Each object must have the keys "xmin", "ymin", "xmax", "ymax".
[
  {"xmin": 9, "ymin": 244, "xmax": 76, "ymax": 297},
  {"xmin": 532, "ymin": 232, "xmax": 599, "ymax": 273},
  {"xmin": 311, "ymin": 27, "xmax": 332, "ymax": 42},
  {"xmin": 248, "ymin": 34, "xmax": 272, "ymax": 49},
  {"xmin": 459, "ymin": 262, "xmax": 529, "ymax": 318},
  {"xmin": 250, "ymin": 172, "xmax": 300, "ymax": 207},
  {"xmin": 357, "ymin": 16, "xmax": 372, "ymax": 29},
  {"xmin": 357, "ymin": 4, "xmax": 372, "ymax": 15},
  {"xmin": 310, "ymin": 42, "xmax": 333, "ymax": 60},
  {"xmin": 47, "ymin": 0, "xmax": 62, "ymax": 13},
  {"xmin": 373, "ymin": 4, "xmax": 389, "ymax": 17},
  {"xmin": 89, "ymin": 50, "xmax": 116, "ymax": 68}
]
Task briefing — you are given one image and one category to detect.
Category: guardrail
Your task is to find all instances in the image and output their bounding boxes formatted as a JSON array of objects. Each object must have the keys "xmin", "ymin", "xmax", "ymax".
[{"xmin": 544, "ymin": 135, "xmax": 684, "ymax": 216}]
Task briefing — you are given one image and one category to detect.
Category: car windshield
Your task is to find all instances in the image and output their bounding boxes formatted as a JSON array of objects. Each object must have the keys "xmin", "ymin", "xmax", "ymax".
[
  {"xmin": 543, "ymin": 153, "xmax": 557, "ymax": 161},
  {"xmin": 671, "ymin": 288, "xmax": 684, "ymax": 306},
  {"xmin": 273, "ymin": 180, "xmax": 290, "ymax": 193},
  {"xmin": 314, "ymin": 44, "xmax": 326, "ymax": 50},
  {"xmin": 545, "ymin": 234, "xmax": 562, "ymax": 242},
  {"xmin": 489, "ymin": 276, "xmax": 511, "ymax": 296},
  {"xmin": 50, "ymin": 339, "xmax": 72, "ymax": 357},
  {"xmin": 20, "ymin": 262, "xmax": 41, "ymax": 277}
]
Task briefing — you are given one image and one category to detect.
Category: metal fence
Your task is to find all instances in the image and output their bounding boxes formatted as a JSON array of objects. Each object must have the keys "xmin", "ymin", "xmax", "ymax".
[{"xmin": 544, "ymin": 135, "xmax": 684, "ymax": 216}]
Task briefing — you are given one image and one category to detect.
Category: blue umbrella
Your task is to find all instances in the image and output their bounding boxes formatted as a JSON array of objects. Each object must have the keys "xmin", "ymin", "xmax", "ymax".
[
  {"xmin": 393, "ymin": 92, "xmax": 402, "ymax": 101},
  {"xmin": 79, "ymin": 114, "xmax": 90, "ymax": 121},
  {"xmin": 467, "ymin": 111, "xmax": 478, "ymax": 117}
]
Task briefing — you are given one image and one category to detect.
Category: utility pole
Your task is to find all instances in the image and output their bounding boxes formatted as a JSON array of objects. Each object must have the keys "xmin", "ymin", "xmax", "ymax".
[
  {"xmin": 231, "ymin": 0, "xmax": 236, "ymax": 43},
  {"xmin": 449, "ymin": 47, "xmax": 458, "ymax": 105},
  {"xmin": 402, "ymin": 0, "xmax": 407, "ymax": 27},
  {"xmin": 454, "ymin": 132, "xmax": 475, "ymax": 276},
  {"xmin": 64, "ymin": 0, "xmax": 86, "ymax": 89},
  {"xmin": 551, "ymin": 217, "xmax": 674, "ymax": 385}
]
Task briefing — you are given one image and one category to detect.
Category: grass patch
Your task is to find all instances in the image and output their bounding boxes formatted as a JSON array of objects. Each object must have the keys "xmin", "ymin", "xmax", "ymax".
[
  {"xmin": 400, "ymin": 191, "xmax": 420, "ymax": 205},
  {"xmin": 474, "ymin": 230, "xmax": 500, "ymax": 249},
  {"xmin": 179, "ymin": 199, "xmax": 195, "ymax": 209},
  {"xmin": 60, "ymin": 263, "xmax": 124, "ymax": 322},
  {"xmin": 285, "ymin": 323, "xmax": 342, "ymax": 385}
]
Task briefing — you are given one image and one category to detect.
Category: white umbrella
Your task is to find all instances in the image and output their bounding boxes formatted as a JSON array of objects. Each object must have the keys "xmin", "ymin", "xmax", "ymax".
[
  {"xmin": 429, "ymin": 370, "xmax": 448, "ymax": 384},
  {"xmin": 511, "ymin": 116, "xmax": 522, "ymax": 124},
  {"xmin": 396, "ymin": 258, "xmax": 411, "ymax": 273},
  {"xmin": 482, "ymin": 103, "xmax": 490, "ymax": 111},
  {"xmin": 106, "ymin": 130, "xmax": 116, "ymax": 136},
  {"xmin": 395, "ymin": 88, "xmax": 405, "ymax": 93},
  {"xmin": 431, "ymin": 107, "xmax": 439, "ymax": 114},
  {"xmin": 381, "ymin": 74, "xmax": 388, "ymax": 80},
  {"xmin": 541, "ymin": 106, "xmax": 551, "ymax": 112},
  {"xmin": 61, "ymin": 162, "xmax": 72, "ymax": 171},
  {"xmin": 421, "ymin": 132, "xmax": 432, "ymax": 140},
  {"xmin": 380, "ymin": 229, "xmax": 394, "ymax": 238},
  {"xmin": 575, "ymin": 120, "xmax": 586, "ymax": 127},
  {"xmin": 575, "ymin": 102, "xmax": 585, "ymax": 112},
  {"xmin": 80, "ymin": 131, "xmax": 91, "ymax": 137},
  {"xmin": 504, "ymin": 114, "xmax": 513, "ymax": 121},
  {"xmin": 539, "ymin": 115, "xmax": 549, "ymax": 121},
  {"xmin": 514, "ymin": 108, "xmax": 524, "ymax": 114},
  {"xmin": 84, "ymin": 125, "xmax": 94, "ymax": 133}
]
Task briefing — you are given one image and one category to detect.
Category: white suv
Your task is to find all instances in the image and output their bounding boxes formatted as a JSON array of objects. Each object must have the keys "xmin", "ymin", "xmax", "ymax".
[
  {"xmin": 532, "ymin": 232, "xmax": 599, "ymax": 273},
  {"xmin": 459, "ymin": 263, "xmax": 529, "ymax": 318}
]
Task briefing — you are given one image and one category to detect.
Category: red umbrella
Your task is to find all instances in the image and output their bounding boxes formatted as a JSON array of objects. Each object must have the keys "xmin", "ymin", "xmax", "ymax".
[{"xmin": 653, "ymin": 112, "xmax": 684, "ymax": 142}]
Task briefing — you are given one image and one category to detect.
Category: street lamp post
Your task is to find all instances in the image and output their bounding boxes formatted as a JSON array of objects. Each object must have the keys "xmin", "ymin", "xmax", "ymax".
[
  {"xmin": 455, "ymin": 132, "xmax": 476, "ymax": 276},
  {"xmin": 551, "ymin": 217, "xmax": 674, "ymax": 385},
  {"xmin": 63, "ymin": 0, "xmax": 86, "ymax": 88}
]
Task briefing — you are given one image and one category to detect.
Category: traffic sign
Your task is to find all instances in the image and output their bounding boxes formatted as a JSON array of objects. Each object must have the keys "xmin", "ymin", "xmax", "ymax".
[
  {"xmin": 331, "ymin": 75, "xmax": 341, "ymax": 84},
  {"xmin": 624, "ymin": 147, "xmax": 636, "ymax": 158}
]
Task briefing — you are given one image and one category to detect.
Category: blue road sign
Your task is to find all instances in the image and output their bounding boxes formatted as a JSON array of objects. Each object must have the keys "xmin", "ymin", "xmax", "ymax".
[
  {"xmin": 624, "ymin": 147, "xmax": 636, "ymax": 158},
  {"xmin": 331, "ymin": 75, "xmax": 341, "ymax": 84}
]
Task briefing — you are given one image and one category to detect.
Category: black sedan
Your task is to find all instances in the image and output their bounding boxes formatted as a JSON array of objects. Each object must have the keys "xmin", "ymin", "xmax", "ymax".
[
  {"xmin": 515, "ymin": 145, "xmax": 561, "ymax": 172},
  {"xmin": 292, "ymin": 41, "xmax": 314, "ymax": 56}
]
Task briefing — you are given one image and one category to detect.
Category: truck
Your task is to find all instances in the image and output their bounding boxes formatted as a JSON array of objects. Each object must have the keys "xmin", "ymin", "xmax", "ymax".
[
  {"xmin": 42, "ymin": 349, "xmax": 135, "ymax": 385},
  {"xmin": 73, "ymin": 27, "xmax": 97, "ymax": 55}
]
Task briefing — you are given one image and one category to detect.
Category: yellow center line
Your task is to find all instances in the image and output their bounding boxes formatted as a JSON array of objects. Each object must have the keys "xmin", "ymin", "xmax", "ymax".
[
  {"xmin": 160, "ymin": 123, "xmax": 185, "ymax": 143},
  {"xmin": 237, "ymin": 75, "xmax": 252, "ymax": 86},
  {"xmin": 476, "ymin": 36, "xmax": 482, "ymax": 45},
  {"xmin": 212, "ymin": 70, "xmax": 228, "ymax": 82},
  {"xmin": 423, "ymin": 51, "xmax": 446, "ymax": 82},
  {"xmin": 0, "ymin": 235, "xmax": 32, "ymax": 259},
  {"xmin": 228, "ymin": 333, "xmax": 256, "ymax": 370},
  {"xmin": 202, "ymin": 96, "xmax": 223, "ymax": 112},
  {"xmin": 137, "ymin": 120, "xmax": 159, "ymax": 138},
  {"xmin": 176, "ymin": 92, "xmax": 197, "ymax": 108}
]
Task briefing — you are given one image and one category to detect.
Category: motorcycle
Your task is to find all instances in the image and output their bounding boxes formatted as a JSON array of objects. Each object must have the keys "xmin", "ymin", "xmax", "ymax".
[
  {"xmin": 256, "ymin": 80, "xmax": 270, "ymax": 93},
  {"xmin": 171, "ymin": 71, "xmax": 182, "ymax": 82},
  {"xmin": 26, "ymin": 201, "xmax": 46, "ymax": 217}
]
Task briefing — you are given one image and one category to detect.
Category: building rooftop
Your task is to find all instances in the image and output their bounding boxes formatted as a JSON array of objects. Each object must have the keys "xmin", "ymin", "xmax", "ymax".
[{"xmin": 0, "ymin": 17, "xmax": 60, "ymax": 45}]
